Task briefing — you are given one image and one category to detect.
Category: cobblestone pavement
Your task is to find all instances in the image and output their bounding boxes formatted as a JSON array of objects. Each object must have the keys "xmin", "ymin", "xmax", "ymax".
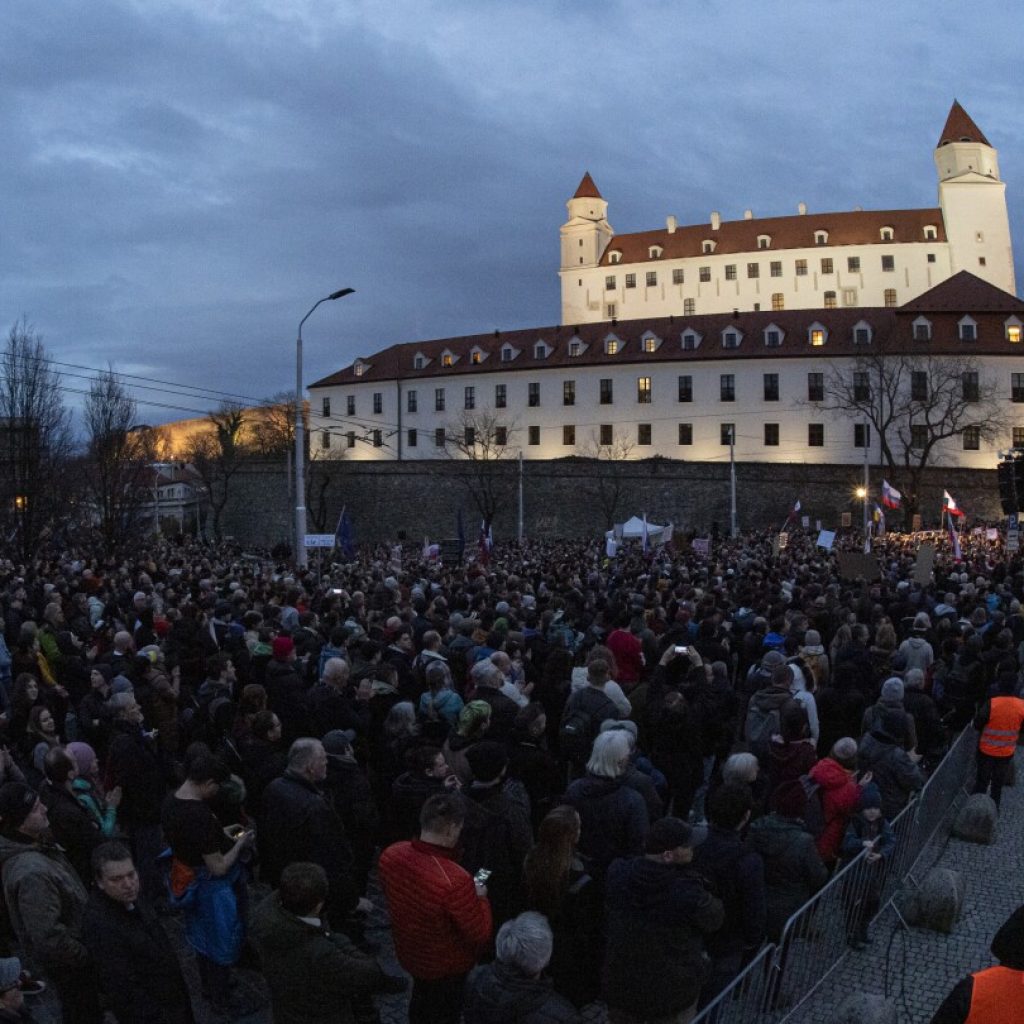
[{"xmin": 785, "ymin": 748, "xmax": 1024, "ymax": 1024}]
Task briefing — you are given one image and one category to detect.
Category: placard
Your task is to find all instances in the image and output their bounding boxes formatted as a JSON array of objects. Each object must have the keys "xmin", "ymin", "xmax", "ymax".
[
  {"xmin": 692, "ymin": 538, "xmax": 711, "ymax": 558},
  {"xmin": 816, "ymin": 530, "xmax": 835, "ymax": 550},
  {"xmin": 304, "ymin": 534, "xmax": 336, "ymax": 548},
  {"xmin": 841, "ymin": 512, "xmax": 852, "ymax": 528},
  {"xmin": 800, "ymin": 516, "xmax": 810, "ymax": 528},
  {"xmin": 913, "ymin": 543, "xmax": 935, "ymax": 586}
]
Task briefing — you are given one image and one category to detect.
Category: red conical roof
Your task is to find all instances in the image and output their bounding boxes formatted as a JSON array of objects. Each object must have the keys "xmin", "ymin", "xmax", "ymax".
[
  {"xmin": 937, "ymin": 101, "xmax": 990, "ymax": 148},
  {"xmin": 573, "ymin": 172, "xmax": 602, "ymax": 199}
]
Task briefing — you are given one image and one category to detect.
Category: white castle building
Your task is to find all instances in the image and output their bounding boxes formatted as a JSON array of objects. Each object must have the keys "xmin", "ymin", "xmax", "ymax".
[{"xmin": 309, "ymin": 103, "xmax": 1021, "ymax": 470}]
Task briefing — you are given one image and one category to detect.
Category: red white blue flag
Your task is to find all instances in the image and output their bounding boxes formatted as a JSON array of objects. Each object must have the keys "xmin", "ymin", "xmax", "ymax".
[
  {"xmin": 881, "ymin": 480, "xmax": 902, "ymax": 510},
  {"xmin": 943, "ymin": 490, "xmax": 965, "ymax": 518}
]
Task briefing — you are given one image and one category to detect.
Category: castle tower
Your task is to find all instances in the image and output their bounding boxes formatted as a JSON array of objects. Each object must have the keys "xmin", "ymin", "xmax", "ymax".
[
  {"xmin": 560, "ymin": 173, "xmax": 614, "ymax": 323},
  {"xmin": 936, "ymin": 101, "xmax": 1015, "ymax": 294}
]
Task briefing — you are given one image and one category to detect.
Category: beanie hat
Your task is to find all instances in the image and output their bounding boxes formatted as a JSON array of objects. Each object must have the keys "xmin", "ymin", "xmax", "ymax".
[
  {"xmin": 599, "ymin": 719, "xmax": 638, "ymax": 740},
  {"xmin": 763, "ymin": 650, "xmax": 787, "ymax": 669},
  {"xmin": 881, "ymin": 677, "xmax": 904, "ymax": 702},
  {"xmin": 465, "ymin": 740, "xmax": 508, "ymax": 784},
  {"xmin": 272, "ymin": 636, "xmax": 294, "ymax": 661},
  {"xmin": 859, "ymin": 782, "xmax": 882, "ymax": 812},
  {"xmin": 92, "ymin": 664, "xmax": 114, "ymax": 683},
  {"xmin": 457, "ymin": 700, "xmax": 491, "ymax": 737},
  {"xmin": 0, "ymin": 783, "xmax": 38, "ymax": 830},
  {"xmin": 110, "ymin": 676, "xmax": 134, "ymax": 696},
  {"xmin": 913, "ymin": 612, "xmax": 931, "ymax": 631},
  {"xmin": 801, "ymin": 630, "xmax": 824, "ymax": 655},
  {"xmin": 645, "ymin": 816, "xmax": 695, "ymax": 854},
  {"xmin": 65, "ymin": 742, "xmax": 97, "ymax": 778},
  {"xmin": 322, "ymin": 729, "xmax": 357, "ymax": 756}
]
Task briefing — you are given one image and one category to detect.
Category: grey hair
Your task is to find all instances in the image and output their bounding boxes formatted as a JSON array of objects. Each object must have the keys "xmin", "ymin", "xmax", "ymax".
[
  {"xmin": 722, "ymin": 752, "xmax": 759, "ymax": 785},
  {"xmin": 105, "ymin": 692, "xmax": 136, "ymax": 717},
  {"xmin": 470, "ymin": 659, "xmax": 502, "ymax": 689},
  {"xmin": 831, "ymin": 736, "xmax": 858, "ymax": 766},
  {"xmin": 904, "ymin": 668, "xmax": 925, "ymax": 690},
  {"xmin": 288, "ymin": 737, "xmax": 324, "ymax": 771},
  {"xmin": 586, "ymin": 730, "xmax": 631, "ymax": 779},
  {"xmin": 321, "ymin": 657, "xmax": 349, "ymax": 683},
  {"xmin": 495, "ymin": 911, "xmax": 553, "ymax": 975}
]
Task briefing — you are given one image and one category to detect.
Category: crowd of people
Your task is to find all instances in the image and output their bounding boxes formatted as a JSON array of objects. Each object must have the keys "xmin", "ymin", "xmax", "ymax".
[{"xmin": 0, "ymin": 523, "xmax": 1019, "ymax": 1024}]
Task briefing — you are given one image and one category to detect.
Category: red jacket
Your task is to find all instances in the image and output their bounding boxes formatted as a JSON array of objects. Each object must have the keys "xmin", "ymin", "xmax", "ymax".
[
  {"xmin": 809, "ymin": 758, "xmax": 861, "ymax": 864},
  {"xmin": 378, "ymin": 839, "xmax": 491, "ymax": 980}
]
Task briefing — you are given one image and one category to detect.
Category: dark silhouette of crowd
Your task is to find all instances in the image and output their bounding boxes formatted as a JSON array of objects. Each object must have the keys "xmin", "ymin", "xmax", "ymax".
[{"xmin": 0, "ymin": 523, "xmax": 1018, "ymax": 1024}]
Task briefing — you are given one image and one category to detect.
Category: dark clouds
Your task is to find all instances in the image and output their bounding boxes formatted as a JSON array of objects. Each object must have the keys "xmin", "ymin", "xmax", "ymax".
[{"xmin": 1, "ymin": 0, "xmax": 1021, "ymax": 422}]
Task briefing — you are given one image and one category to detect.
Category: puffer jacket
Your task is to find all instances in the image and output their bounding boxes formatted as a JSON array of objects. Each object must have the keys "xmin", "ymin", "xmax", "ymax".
[
  {"xmin": 463, "ymin": 961, "xmax": 578, "ymax": 1024},
  {"xmin": 378, "ymin": 839, "xmax": 491, "ymax": 980},
  {"xmin": 808, "ymin": 757, "xmax": 861, "ymax": 864}
]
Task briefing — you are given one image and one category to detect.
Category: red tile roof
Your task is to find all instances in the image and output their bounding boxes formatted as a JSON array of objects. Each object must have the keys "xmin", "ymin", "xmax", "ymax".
[
  {"xmin": 573, "ymin": 172, "xmax": 602, "ymax": 200},
  {"xmin": 600, "ymin": 208, "xmax": 945, "ymax": 264},
  {"xmin": 898, "ymin": 271, "xmax": 1024, "ymax": 313},
  {"xmin": 937, "ymin": 101, "xmax": 991, "ymax": 148}
]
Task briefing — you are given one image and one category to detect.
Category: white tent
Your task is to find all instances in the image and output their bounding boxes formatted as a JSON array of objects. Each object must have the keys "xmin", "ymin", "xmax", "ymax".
[{"xmin": 617, "ymin": 515, "xmax": 666, "ymax": 539}]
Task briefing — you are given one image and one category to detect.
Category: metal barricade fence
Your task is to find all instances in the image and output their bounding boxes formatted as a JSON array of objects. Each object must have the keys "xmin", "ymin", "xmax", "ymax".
[{"xmin": 691, "ymin": 941, "xmax": 778, "ymax": 1024}]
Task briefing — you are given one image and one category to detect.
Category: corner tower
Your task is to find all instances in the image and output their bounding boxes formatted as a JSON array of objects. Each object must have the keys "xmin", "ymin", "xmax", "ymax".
[
  {"xmin": 935, "ymin": 101, "xmax": 1015, "ymax": 294},
  {"xmin": 560, "ymin": 173, "xmax": 614, "ymax": 324}
]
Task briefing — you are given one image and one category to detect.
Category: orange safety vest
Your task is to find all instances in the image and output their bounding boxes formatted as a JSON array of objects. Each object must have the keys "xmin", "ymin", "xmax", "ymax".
[
  {"xmin": 978, "ymin": 697, "xmax": 1024, "ymax": 758},
  {"xmin": 966, "ymin": 965, "xmax": 1024, "ymax": 1023}
]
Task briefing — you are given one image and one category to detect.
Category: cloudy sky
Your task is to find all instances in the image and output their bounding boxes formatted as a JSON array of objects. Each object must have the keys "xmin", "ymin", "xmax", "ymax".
[{"xmin": 2, "ymin": 0, "xmax": 1022, "ymax": 425}]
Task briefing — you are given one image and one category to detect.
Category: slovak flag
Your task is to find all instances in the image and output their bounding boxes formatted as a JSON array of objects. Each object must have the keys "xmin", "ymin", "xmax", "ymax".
[
  {"xmin": 881, "ymin": 480, "xmax": 902, "ymax": 510},
  {"xmin": 943, "ymin": 490, "xmax": 965, "ymax": 518},
  {"xmin": 786, "ymin": 499, "xmax": 801, "ymax": 524},
  {"xmin": 949, "ymin": 519, "xmax": 963, "ymax": 562},
  {"xmin": 478, "ymin": 521, "xmax": 493, "ymax": 565}
]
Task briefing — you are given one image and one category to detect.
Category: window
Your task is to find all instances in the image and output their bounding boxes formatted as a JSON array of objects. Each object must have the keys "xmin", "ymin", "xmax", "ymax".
[
  {"xmin": 1014, "ymin": 427, "xmax": 1024, "ymax": 447},
  {"xmin": 722, "ymin": 331, "xmax": 740, "ymax": 349},
  {"xmin": 528, "ymin": 426, "xmax": 540, "ymax": 446},
  {"xmin": 854, "ymin": 423, "xmax": 871, "ymax": 448},
  {"xmin": 928, "ymin": 253, "xmax": 936, "ymax": 263},
  {"xmin": 822, "ymin": 257, "xmax": 835, "ymax": 274},
  {"xmin": 407, "ymin": 428, "xmax": 417, "ymax": 448},
  {"xmin": 625, "ymin": 273, "xmax": 636, "ymax": 289},
  {"xmin": 563, "ymin": 380, "xmax": 575, "ymax": 406},
  {"xmin": 763, "ymin": 373, "xmax": 779, "ymax": 401},
  {"xmin": 884, "ymin": 288, "xmax": 898, "ymax": 308},
  {"xmin": 881, "ymin": 255, "xmax": 895, "ymax": 272},
  {"xmin": 702, "ymin": 240, "xmax": 715, "ymax": 254},
  {"xmin": 435, "ymin": 388, "xmax": 445, "ymax": 412},
  {"xmin": 528, "ymin": 382, "xmax": 540, "ymax": 407},
  {"xmin": 464, "ymin": 427, "xmax": 475, "ymax": 446},
  {"xmin": 672, "ymin": 268, "xmax": 684, "ymax": 284},
  {"xmin": 979, "ymin": 257, "xmax": 987, "ymax": 267},
  {"xmin": 563, "ymin": 425, "xmax": 576, "ymax": 446},
  {"xmin": 815, "ymin": 231, "xmax": 829, "ymax": 246},
  {"xmin": 346, "ymin": 431, "xmax": 356, "ymax": 449},
  {"xmin": 720, "ymin": 374, "xmax": 735, "ymax": 402},
  {"xmin": 699, "ymin": 266, "xmax": 711, "ymax": 282},
  {"xmin": 808, "ymin": 373, "xmax": 824, "ymax": 402},
  {"xmin": 413, "ymin": 355, "xmax": 425, "ymax": 370},
  {"xmin": 881, "ymin": 227, "xmax": 894, "ymax": 242},
  {"xmin": 764, "ymin": 423, "xmax": 779, "ymax": 446},
  {"xmin": 764, "ymin": 328, "xmax": 781, "ymax": 347},
  {"xmin": 534, "ymin": 342, "xmax": 548, "ymax": 359},
  {"xmin": 810, "ymin": 328, "xmax": 825, "ymax": 347},
  {"xmin": 795, "ymin": 259, "xmax": 808, "ymax": 276},
  {"xmin": 1007, "ymin": 323, "xmax": 1022, "ymax": 343},
  {"xmin": 824, "ymin": 291, "xmax": 837, "ymax": 309},
  {"xmin": 605, "ymin": 275, "xmax": 616, "ymax": 291},
  {"xmin": 720, "ymin": 423, "xmax": 734, "ymax": 446},
  {"xmin": 605, "ymin": 338, "xmax": 620, "ymax": 355},
  {"xmin": 649, "ymin": 246, "xmax": 663, "ymax": 259},
  {"xmin": 963, "ymin": 426, "xmax": 980, "ymax": 451},
  {"xmin": 962, "ymin": 372, "xmax": 979, "ymax": 402},
  {"xmin": 407, "ymin": 390, "xmax": 418, "ymax": 413},
  {"xmin": 678, "ymin": 423, "xmax": 693, "ymax": 445},
  {"xmin": 646, "ymin": 271, "xmax": 657, "ymax": 287},
  {"xmin": 568, "ymin": 340, "xmax": 583, "ymax": 356},
  {"xmin": 606, "ymin": 303, "xmax": 617, "ymax": 318},
  {"xmin": 372, "ymin": 429, "xmax": 382, "ymax": 448},
  {"xmin": 725, "ymin": 265, "xmax": 737, "ymax": 281},
  {"xmin": 1012, "ymin": 374, "xmax": 1024, "ymax": 402},
  {"xmin": 637, "ymin": 377, "xmax": 652, "ymax": 404},
  {"xmin": 441, "ymin": 353, "xmax": 453, "ymax": 367},
  {"xmin": 924, "ymin": 226, "xmax": 937, "ymax": 240},
  {"xmin": 853, "ymin": 372, "xmax": 870, "ymax": 402},
  {"xmin": 501, "ymin": 345, "xmax": 514, "ymax": 362},
  {"xmin": 911, "ymin": 371, "xmax": 928, "ymax": 401},
  {"xmin": 959, "ymin": 318, "xmax": 977, "ymax": 341},
  {"xmin": 599, "ymin": 424, "xmax": 613, "ymax": 446},
  {"xmin": 808, "ymin": 424, "xmax": 824, "ymax": 447},
  {"xmin": 847, "ymin": 256, "xmax": 861, "ymax": 272},
  {"xmin": 373, "ymin": 392, "xmax": 383, "ymax": 414},
  {"xmin": 464, "ymin": 386, "xmax": 475, "ymax": 410},
  {"xmin": 771, "ymin": 293, "xmax": 784, "ymax": 311},
  {"xmin": 346, "ymin": 395, "xmax": 355, "ymax": 416},
  {"xmin": 678, "ymin": 375, "xmax": 693, "ymax": 402},
  {"xmin": 910, "ymin": 425, "xmax": 927, "ymax": 450},
  {"xmin": 471, "ymin": 350, "xmax": 483, "ymax": 365},
  {"xmin": 747, "ymin": 263, "xmax": 760, "ymax": 279},
  {"xmin": 770, "ymin": 261, "xmax": 783, "ymax": 278},
  {"xmin": 758, "ymin": 235, "xmax": 771, "ymax": 249},
  {"xmin": 684, "ymin": 298, "xmax": 696, "ymax": 315},
  {"xmin": 495, "ymin": 384, "xmax": 507, "ymax": 408},
  {"xmin": 643, "ymin": 336, "xmax": 658, "ymax": 353},
  {"xmin": 609, "ymin": 252, "xmax": 621, "ymax": 264},
  {"xmin": 638, "ymin": 423, "xmax": 652, "ymax": 445},
  {"xmin": 913, "ymin": 319, "xmax": 932, "ymax": 341},
  {"xmin": 322, "ymin": 397, "xmax": 331, "ymax": 417},
  {"xmin": 842, "ymin": 288, "xmax": 858, "ymax": 307},
  {"xmin": 495, "ymin": 426, "xmax": 508, "ymax": 446},
  {"xmin": 353, "ymin": 362, "xmax": 365, "ymax": 377},
  {"xmin": 320, "ymin": 430, "xmax": 330, "ymax": 450},
  {"xmin": 600, "ymin": 378, "xmax": 613, "ymax": 404},
  {"xmin": 434, "ymin": 428, "xmax": 446, "ymax": 448}
]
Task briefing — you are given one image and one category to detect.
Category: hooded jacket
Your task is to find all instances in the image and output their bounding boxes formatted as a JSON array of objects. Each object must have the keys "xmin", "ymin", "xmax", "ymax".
[
  {"xmin": 563, "ymin": 775, "xmax": 648, "ymax": 877},
  {"xmin": 463, "ymin": 961, "xmax": 578, "ymax": 1024},
  {"xmin": 857, "ymin": 729, "xmax": 925, "ymax": 820},
  {"xmin": 808, "ymin": 757, "xmax": 861, "ymax": 863}
]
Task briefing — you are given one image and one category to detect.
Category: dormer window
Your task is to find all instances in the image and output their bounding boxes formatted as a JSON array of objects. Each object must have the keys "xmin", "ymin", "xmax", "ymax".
[
  {"xmin": 353, "ymin": 361, "xmax": 366, "ymax": 377},
  {"xmin": 413, "ymin": 354, "xmax": 425, "ymax": 370},
  {"xmin": 470, "ymin": 347, "xmax": 485, "ymax": 365},
  {"xmin": 608, "ymin": 251, "xmax": 622, "ymax": 265},
  {"xmin": 534, "ymin": 341, "xmax": 550, "ymax": 359},
  {"xmin": 641, "ymin": 333, "xmax": 661, "ymax": 354},
  {"xmin": 680, "ymin": 329, "xmax": 702, "ymax": 351},
  {"xmin": 569, "ymin": 339, "xmax": 587, "ymax": 357},
  {"xmin": 605, "ymin": 335, "xmax": 622, "ymax": 356},
  {"xmin": 702, "ymin": 239, "xmax": 716, "ymax": 254},
  {"xmin": 501, "ymin": 345, "xmax": 515, "ymax": 362},
  {"xmin": 923, "ymin": 225, "xmax": 938, "ymax": 240},
  {"xmin": 958, "ymin": 315, "xmax": 977, "ymax": 342},
  {"xmin": 808, "ymin": 321, "xmax": 827, "ymax": 347},
  {"xmin": 763, "ymin": 324, "xmax": 783, "ymax": 347},
  {"xmin": 648, "ymin": 245, "xmax": 663, "ymax": 259},
  {"xmin": 757, "ymin": 235, "xmax": 771, "ymax": 250},
  {"xmin": 814, "ymin": 230, "xmax": 829, "ymax": 246},
  {"xmin": 880, "ymin": 226, "xmax": 894, "ymax": 241},
  {"xmin": 853, "ymin": 320, "xmax": 873, "ymax": 345},
  {"xmin": 912, "ymin": 316, "xmax": 932, "ymax": 341},
  {"xmin": 441, "ymin": 352, "xmax": 454, "ymax": 368},
  {"xmin": 721, "ymin": 329, "xmax": 742, "ymax": 349},
  {"xmin": 1006, "ymin": 317, "xmax": 1022, "ymax": 343}
]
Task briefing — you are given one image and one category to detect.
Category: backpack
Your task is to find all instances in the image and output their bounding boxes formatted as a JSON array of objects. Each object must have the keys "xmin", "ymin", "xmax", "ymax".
[
  {"xmin": 798, "ymin": 774, "xmax": 826, "ymax": 839},
  {"xmin": 560, "ymin": 688, "xmax": 617, "ymax": 763},
  {"xmin": 744, "ymin": 698, "xmax": 782, "ymax": 761}
]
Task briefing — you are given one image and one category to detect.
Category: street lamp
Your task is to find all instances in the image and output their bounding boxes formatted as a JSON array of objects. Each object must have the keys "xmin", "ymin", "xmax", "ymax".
[{"xmin": 295, "ymin": 287, "xmax": 354, "ymax": 569}]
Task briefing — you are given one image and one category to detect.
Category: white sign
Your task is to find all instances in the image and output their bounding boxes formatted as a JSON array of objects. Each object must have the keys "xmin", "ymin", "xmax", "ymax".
[
  {"xmin": 778, "ymin": 532, "xmax": 789, "ymax": 550},
  {"xmin": 304, "ymin": 534, "xmax": 336, "ymax": 548},
  {"xmin": 801, "ymin": 516, "xmax": 810, "ymax": 529},
  {"xmin": 986, "ymin": 528, "xmax": 999, "ymax": 541},
  {"xmin": 692, "ymin": 538, "xmax": 711, "ymax": 558},
  {"xmin": 816, "ymin": 530, "xmax": 836, "ymax": 550},
  {"xmin": 1008, "ymin": 530, "xmax": 1020, "ymax": 552}
]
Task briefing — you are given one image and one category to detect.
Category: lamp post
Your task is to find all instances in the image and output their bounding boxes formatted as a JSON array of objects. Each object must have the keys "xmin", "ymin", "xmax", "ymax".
[{"xmin": 295, "ymin": 288, "xmax": 354, "ymax": 569}]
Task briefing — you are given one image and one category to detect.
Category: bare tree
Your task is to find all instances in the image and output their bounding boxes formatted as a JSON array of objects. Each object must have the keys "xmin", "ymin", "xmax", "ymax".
[
  {"xmin": 579, "ymin": 428, "xmax": 636, "ymax": 526},
  {"xmin": 248, "ymin": 391, "xmax": 299, "ymax": 458},
  {"xmin": 0, "ymin": 319, "xmax": 74, "ymax": 559},
  {"xmin": 185, "ymin": 404, "xmax": 247, "ymax": 542},
  {"xmin": 443, "ymin": 409, "xmax": 518, "ymax": 527},
  {"xmin": 820, "ymin": 345, "xmax": 1005, "ymax": 518}
]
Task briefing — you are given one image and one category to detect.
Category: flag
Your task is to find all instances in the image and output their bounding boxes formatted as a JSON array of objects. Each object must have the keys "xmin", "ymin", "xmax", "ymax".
[
  {"xmin": 457, "ymin": 508, "xmax": 466, "ymax": 562},
  {"xmin": 478, "ymin": 520, "xmax": 492, "ymax": 566},
  {"xmin": 948, "ymin": 518, "xmax": 962, "ymax": 563},
  {"xmin": 873, "ymin": 502, "xmax": 886, "ymax": 538},
  {"xmin": 334, "ymin": 508, "xmax": 355, "ymax": 559},
  {"xmin": 881, "ymin": 480, "xmax": 902, "ymax": 509},
  {"xmin": 642, "ymin": 513, "xmax": 649, "ymax": 554},
  {"xmin": 785, "ymin": 499, "xmax": 801, "ymax": 525},
  {"xmin": 943, "ymin": 490, "xmax": 965, "ymax": 518},
  {"xmin": 422, "ymin": 536, "xmax": 431, "ymax": 560}
]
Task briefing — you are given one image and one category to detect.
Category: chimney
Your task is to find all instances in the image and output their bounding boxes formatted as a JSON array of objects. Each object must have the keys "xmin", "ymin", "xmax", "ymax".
[
  {"xmin": 853, "ymin": 205, "xmax": 863, "ymax": 212},
  {"xmin": 797, "ymin": 201, "xmax": 807, "ymax": 216},
  {"xmin": 743, "ymin": 209, "xmax": 753, "ymax": 220},
  {"xmin": 666, "ymin": 215, "xmax": 677, "ymax": 234},
  {"xmin": 710, "ymin": 211, "xmax": 721, "ymax": 231}
]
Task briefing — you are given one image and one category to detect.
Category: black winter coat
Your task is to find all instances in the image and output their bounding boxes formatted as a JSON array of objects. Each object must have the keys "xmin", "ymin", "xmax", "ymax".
[
  {"xmin": 464, "ymin": 962, "xmax": 578, "ymax": 1024},
  {"xmin": 106, "ymin": 720, "xmax": 164, "ymax": 826}
]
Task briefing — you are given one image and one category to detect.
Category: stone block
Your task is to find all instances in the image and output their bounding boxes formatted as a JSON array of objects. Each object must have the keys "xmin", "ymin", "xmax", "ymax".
[
  {"xmin": 833, "ymin": 992, "xmax": 898, "ymax": 1024},
  {"xmin": 952, "ymin": 793, "xmax": 998, "ymax": 844},
  {"xmin": 903, "ymin": 868, "xmax": 965, "ymax": 933}
]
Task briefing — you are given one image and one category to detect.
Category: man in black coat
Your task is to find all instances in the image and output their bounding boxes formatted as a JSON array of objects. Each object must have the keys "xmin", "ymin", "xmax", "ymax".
[
  {"xmin": 82, "ymin": 842, "xmax": 194, "ymax": 1024},
  {"xmin": 38, "ymin": 748, "xmax": 105, "ymax": 884}
]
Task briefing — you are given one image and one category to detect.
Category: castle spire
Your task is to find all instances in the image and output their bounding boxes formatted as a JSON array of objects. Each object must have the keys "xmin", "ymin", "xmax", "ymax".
[
  {"xmin": 573, "ymin": 172, "xmax": 602, "ymax": 200},
  {"xmin": 937, "ymin": 100, "xmax": 991, "ymax": 148}
]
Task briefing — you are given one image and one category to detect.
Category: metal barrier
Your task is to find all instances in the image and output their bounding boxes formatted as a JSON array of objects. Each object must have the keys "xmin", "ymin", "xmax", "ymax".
[{"xmin": 691, "ymin": 941, "xmax": 779, "ymax": 1024}]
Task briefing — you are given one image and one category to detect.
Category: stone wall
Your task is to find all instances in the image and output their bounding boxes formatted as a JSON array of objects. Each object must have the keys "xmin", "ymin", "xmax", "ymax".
[{"xmin": 219, "ymin": 457, "xmax": 1003, "ymax": 547}]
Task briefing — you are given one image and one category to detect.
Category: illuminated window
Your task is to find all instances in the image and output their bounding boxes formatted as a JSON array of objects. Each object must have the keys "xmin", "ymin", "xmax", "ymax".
[
  {"xmin": 643, "ymin": 336, "xmax": 658, "ymax": 353},
  {"xmin": 824, "ymin": 291, "xmax": 837, "ymax": 309},
  {"xmin": 637, "ymin": 377, "xmax": 652, "ymax": 404},
  {"xmin": 441, "ymin": 353, "xmax": 453, "ymax": 367},
  {"xmin": 884, "ymin": 289, "xmax": 897, "ymax": 307},
  {"xmin": 605, "ymin": 338, "xmax": 620, "ymax": 355},
  {"xmin": 471, "ymin": 350, "xmax": 482, "ymax": 364},
  {"xmin": 772, "ymin": 293, "xmax": 784, "ymax": 311},
  {"xmin": 1007, "ymin": 324, "xmax": 1022, "ymax": 343},
  {"xmin": 810, "ymin": 329, "xmax": 825, "ymax": 346}
]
